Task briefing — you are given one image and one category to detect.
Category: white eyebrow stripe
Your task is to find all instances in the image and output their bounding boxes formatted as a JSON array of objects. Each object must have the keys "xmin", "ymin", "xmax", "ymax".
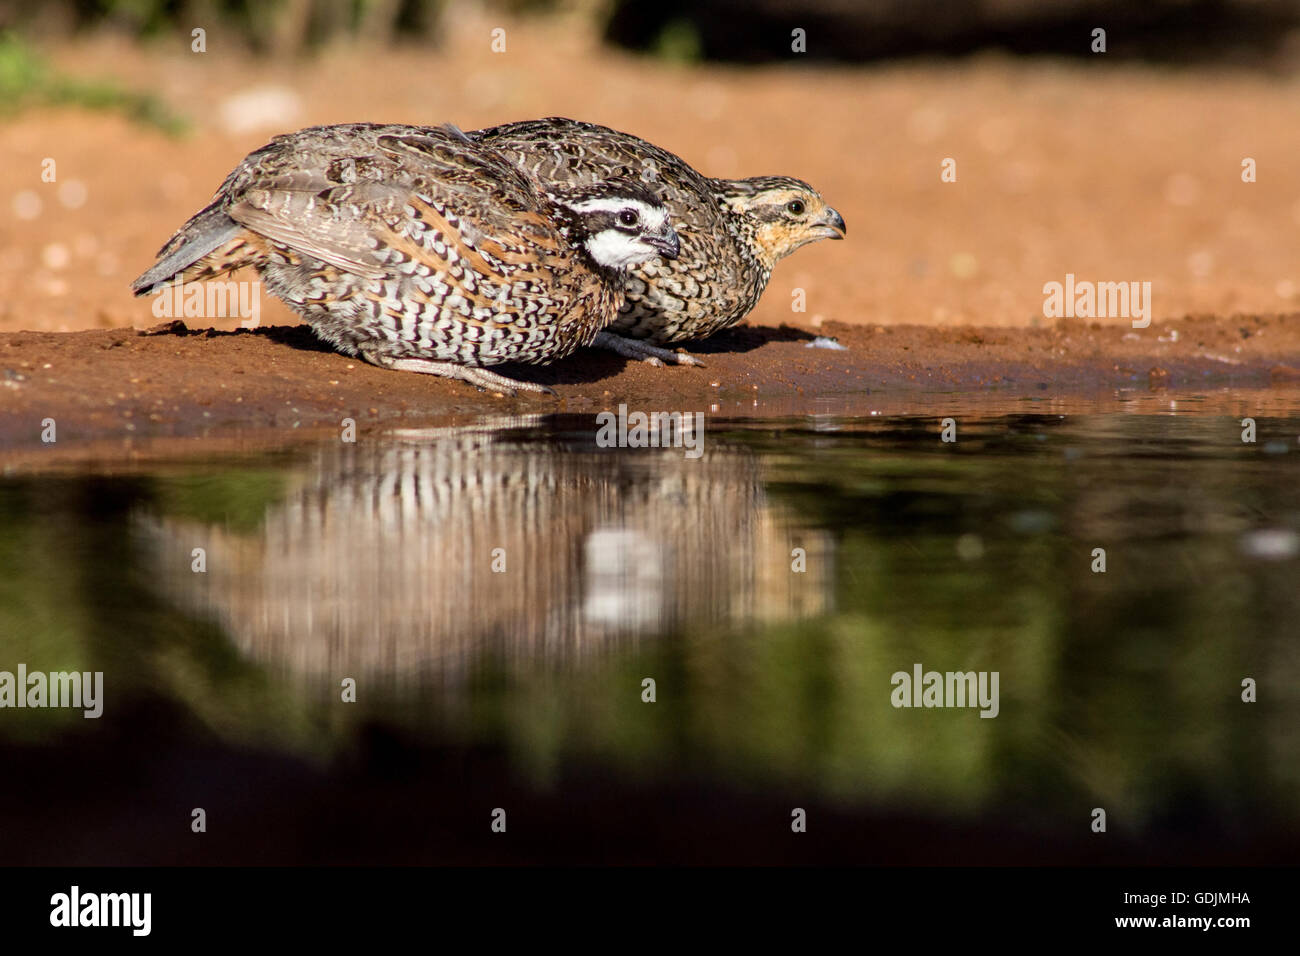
[{"xmin": 565, "ymin": 197, "xmax": 661, "ymax": 216}]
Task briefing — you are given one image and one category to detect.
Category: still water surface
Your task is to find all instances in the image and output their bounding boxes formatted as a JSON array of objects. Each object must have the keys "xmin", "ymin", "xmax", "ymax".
[{"xmin": 2, "ymin": 391, "xmax": 1297, "ymax": 862}]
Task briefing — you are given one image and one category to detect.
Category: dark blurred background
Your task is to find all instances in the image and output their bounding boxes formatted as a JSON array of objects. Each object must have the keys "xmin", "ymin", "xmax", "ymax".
[{"xmin": 6, "ymin": 0, "xmax": 1300, "ymax": 64}]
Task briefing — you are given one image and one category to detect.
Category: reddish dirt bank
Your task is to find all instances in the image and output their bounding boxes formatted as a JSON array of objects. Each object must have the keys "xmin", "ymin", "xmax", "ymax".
[{"xmin": 3, "ymin": 313, "xmax": 1300, "ymax": 455}]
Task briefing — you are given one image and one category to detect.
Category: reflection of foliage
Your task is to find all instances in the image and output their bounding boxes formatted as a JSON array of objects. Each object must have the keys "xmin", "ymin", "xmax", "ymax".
[
  {"xmin": 740, "ymin": 417, "xmax": 1300, "ymax": 824},
  {"xmin": 0, "ymin": 481, "xmax": 94, "ymax": 740},
  {"xmin": 149, "ymin": 469, "xmax": 289, "ymax": 534},
  {"xmin": 0, "ymin": 470, "xmax": 316, "ymax": 751},
  {"xmin": 1, "ymin": 416, "xmax": 1297, "ymax": 839},
  {"xmin": 456, "ymin": 418, "xmax": 1300, "ymax": 832},
  {"xmin": 0, "ymin": 32, "xmax": 186, "ymax": 133}
]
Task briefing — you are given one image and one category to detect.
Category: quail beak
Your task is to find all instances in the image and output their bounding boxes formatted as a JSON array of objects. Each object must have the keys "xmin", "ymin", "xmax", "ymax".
[
  {"xmin": 815, "ymin": 207, "xmax": 847, "ymax": 239},
  {"xmin": 645, "ymin": 227, "xmax": 681, "ymax": 260}
]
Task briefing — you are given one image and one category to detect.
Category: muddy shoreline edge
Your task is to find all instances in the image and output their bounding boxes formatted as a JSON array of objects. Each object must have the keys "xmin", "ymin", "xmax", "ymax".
[{"xmin": 4, "ymin": 314, "xmax": 1300, "ymax": 459}]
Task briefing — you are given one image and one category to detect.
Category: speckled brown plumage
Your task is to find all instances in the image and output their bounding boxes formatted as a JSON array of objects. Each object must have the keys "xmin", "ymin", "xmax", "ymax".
[
  {"xmin": 472, "ymin": 117, "xmax": 845, "ymax": 365},
  {"xmin": 132, "ymin": 122, "xmax": 680, "ymax": 394}
]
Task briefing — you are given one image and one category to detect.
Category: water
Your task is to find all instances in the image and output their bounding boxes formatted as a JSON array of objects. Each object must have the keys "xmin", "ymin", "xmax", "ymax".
[{"xmin": 2, "ymin": 391, "xmax": 1298, "ymax": 863}]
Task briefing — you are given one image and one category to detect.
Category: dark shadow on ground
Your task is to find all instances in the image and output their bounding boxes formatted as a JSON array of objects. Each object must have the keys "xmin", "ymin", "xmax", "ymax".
[
  {"xmin": 168, "ymin": 321, "xmax": 815, "ymax": 390},
  {"xmin": 684, "ymin": 323, "xmax": 818, "ymax": 354}
]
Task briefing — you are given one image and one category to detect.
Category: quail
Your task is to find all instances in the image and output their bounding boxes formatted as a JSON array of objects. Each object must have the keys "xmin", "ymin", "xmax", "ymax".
[
  {"xmin": 132, "ymin": 123, "xmax": 681, "ymax": 394},
  {"xmin": 472, "ymin": 117, "xmax": 845, "ymax": 366}
]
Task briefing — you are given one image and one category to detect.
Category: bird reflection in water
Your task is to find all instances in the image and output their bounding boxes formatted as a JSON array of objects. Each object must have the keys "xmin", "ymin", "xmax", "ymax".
[{"xmin": 137, "ymin": 419, "xmax": 833, "ymax": 687}]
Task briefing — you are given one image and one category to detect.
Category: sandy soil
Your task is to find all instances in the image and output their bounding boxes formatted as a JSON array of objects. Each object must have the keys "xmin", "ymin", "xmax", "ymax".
[{"xmin": 5, "ymin": 11, "xmax": 1300, "ymax": 449}]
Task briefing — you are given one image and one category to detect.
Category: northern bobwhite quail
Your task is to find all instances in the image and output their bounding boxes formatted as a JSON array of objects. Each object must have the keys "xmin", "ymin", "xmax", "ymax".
[
  {"xmin": 472, "ymin": 117, "xmax": 845, "ymax": 366},
  {"xmin": 131, "ymin": 123, "xmax": 681, "ymax": 394}
]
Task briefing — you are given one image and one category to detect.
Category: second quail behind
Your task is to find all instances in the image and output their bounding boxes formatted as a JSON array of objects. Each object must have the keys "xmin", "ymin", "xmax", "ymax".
[{"xmin": 473, "ymin": 117, "xmax": 845, "ymax": 367}]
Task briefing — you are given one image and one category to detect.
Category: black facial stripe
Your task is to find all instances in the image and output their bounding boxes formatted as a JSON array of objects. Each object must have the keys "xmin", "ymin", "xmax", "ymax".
[
  {"xmin": 574, "ymin": 209, "xmax": 665, "ymax": 243},
  {"xmin": 578, "ymin": 210, "xmax": 620, "ymax": 232},
  {"xmin": 578, "ymin": 210, "xmax": 659, "ymax": 234}
]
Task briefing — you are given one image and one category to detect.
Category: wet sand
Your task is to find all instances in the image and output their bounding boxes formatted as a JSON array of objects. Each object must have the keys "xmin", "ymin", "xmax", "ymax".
[{"xmin": 3, "ymin": 313, "xmax": 1300, "ymax": 462}]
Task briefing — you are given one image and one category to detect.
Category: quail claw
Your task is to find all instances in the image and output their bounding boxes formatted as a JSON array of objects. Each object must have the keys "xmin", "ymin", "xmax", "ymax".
[{"xmin": 592, "ymin": 331, "xmax": 704, "ymax": 368}]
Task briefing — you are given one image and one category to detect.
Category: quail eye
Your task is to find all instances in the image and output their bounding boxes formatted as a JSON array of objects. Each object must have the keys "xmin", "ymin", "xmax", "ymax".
[
  {"xmin": 619, "ymin": 209, "xmax": 639, "ymax": 227},
  {"xmin": 786, "ymin": 200, "xmax": 806, "ymax": 216}
]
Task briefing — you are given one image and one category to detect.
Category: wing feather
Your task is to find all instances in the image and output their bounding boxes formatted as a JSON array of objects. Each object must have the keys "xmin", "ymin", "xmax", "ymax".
[{"xmin": 219, "ymin": 125, "xmax": 567, "ymax": 284}]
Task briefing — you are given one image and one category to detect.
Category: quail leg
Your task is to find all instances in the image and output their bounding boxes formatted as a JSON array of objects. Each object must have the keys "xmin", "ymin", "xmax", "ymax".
[
  {"xmin": 360, "ymin": 350, "xmax": 556, "ymax": 396},
  {"xmin": 592, "ymin": 331, "xmax": 706, "ymax": 368}
]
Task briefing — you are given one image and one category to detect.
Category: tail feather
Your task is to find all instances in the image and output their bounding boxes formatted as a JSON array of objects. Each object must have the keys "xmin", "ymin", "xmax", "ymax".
[{"xmin": 131, "ymin": 201, "xmax": 245, "ymax": 296}]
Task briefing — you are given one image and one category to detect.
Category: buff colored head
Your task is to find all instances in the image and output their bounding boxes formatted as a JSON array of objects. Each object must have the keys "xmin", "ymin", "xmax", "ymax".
[{"xmin": 714, "ymin": 176, "xmax": 845, "ymax": 268}]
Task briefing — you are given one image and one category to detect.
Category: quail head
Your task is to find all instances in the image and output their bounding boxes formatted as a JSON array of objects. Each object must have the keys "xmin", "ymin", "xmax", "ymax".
[
  {"xmin": 471, "ymin": 117, "xmax": 845, "ymax": 367},
  {"xmin": 132, "ymin": 122, "xmax": 680, "ymax": 395}
]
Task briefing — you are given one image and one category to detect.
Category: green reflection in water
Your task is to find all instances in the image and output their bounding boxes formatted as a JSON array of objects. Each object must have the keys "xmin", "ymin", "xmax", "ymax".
[{"xmin": 0, "ymin": 412, "xmax": 1296, "ymax": 840}]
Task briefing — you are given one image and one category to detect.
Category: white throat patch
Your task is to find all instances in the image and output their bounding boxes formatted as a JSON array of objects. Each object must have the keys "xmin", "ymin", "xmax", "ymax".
[{"xmin": 583, "ymin": 229, "xmax": 661, "ymax": 270}]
